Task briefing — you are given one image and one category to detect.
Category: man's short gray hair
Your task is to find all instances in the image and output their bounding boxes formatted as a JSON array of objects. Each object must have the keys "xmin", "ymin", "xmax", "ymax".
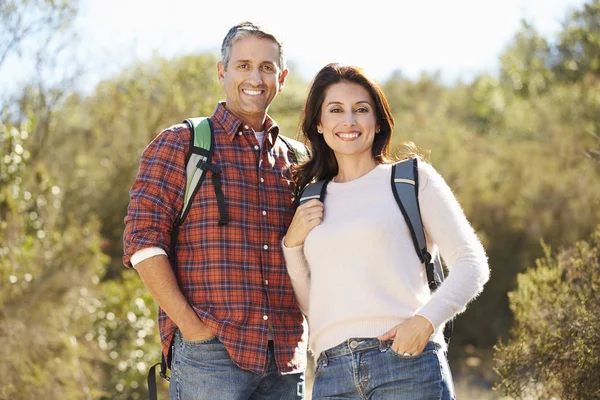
[{"xmin": 221, "ymin": 21, "xmax": 286, "ymax": 73}]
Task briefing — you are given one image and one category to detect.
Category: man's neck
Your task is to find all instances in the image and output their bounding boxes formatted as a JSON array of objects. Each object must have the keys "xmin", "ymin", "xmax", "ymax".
[{"xmin": 225, "ymin": 106, "xmax": 267, "ymax": 132}]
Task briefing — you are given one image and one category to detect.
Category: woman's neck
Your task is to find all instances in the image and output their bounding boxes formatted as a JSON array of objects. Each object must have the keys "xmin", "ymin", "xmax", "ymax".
[{"xmin": 333, "ymin": 156, "xmax": 378, "ymax": 183}]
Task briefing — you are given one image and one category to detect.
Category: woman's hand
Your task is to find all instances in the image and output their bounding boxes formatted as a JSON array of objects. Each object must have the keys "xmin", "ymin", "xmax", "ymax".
[
  {"xmin": 283, "ymin": 199, "xmax": 324, "ymax": 248},
  {"xmin": 377, "ymin": 315, "xmax": 434, "ymax": 356}
]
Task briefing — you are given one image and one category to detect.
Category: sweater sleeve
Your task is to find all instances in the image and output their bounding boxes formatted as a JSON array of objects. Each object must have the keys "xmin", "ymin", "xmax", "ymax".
[
  {"xmin": 415, "ymin": 161, "xmax": 490, "ymax": 329},
  {"xmin": 281, "ymin": 238, "xmax": 311, "ymax": 316}
]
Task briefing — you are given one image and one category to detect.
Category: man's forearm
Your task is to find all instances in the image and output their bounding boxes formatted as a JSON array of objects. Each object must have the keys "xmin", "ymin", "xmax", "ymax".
[{"xmin": 134, "ymin": 255, "xmax": 206, "ymax": 337}]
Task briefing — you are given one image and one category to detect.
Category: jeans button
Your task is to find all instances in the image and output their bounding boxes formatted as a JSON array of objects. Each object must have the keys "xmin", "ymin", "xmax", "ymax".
[{"xmin": 350, "ymin": 340, "xmax": 359, "ymax": 349}]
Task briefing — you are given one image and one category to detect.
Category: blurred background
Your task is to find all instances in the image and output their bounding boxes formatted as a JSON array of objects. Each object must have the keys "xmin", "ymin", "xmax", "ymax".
[{"xmin": 1, "ymin": 0, "xmax": 599, "ymax": 399}]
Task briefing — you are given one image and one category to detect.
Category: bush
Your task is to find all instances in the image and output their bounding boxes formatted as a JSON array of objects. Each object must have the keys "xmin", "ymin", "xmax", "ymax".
[{"xmin": 493, "ymin": 226, "xmax": 600, "ymax": 399}]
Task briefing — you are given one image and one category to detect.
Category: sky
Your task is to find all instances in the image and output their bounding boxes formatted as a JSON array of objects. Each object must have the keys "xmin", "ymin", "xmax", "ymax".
[{"xmin": 0, "ymin": 0, "xmax": 589, "ymax": 94}]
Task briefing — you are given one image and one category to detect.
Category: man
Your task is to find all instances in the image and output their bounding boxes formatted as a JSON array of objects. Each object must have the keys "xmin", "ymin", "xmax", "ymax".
[{"xmin": 123, "ymin": 22, "xmax": 307, "ymax": 399}]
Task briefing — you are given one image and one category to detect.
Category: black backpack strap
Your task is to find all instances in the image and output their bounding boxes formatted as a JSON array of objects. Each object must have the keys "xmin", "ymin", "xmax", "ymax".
[
  {"xmin": 279, "ymin": 135, "xmax": 310, "ymax": 163},
  {"xmin": 280, "ymin": 135, "xmax": 311, "ymax": 201},
  {"xmin": 391, "ymin": 158, "xmax": 452, "ymax": 345},
  {"xmin": 299, "ymin": 180, "xmax": 328, "ymax": 205},
  {"xmin": 147, "ymin": 354, "xmax": 169, "ymax": 400}
]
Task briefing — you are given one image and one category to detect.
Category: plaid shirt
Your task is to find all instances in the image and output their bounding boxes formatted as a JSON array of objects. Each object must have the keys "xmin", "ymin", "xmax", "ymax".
[{"xmin": 123, "ymin": 102, "xmax": 307, "ymax": 374}]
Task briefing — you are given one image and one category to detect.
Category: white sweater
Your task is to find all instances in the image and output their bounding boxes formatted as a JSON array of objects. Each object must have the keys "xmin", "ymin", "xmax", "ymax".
[{"xmin": 282, "ymin": 161, "xmax": 489, "ymax": 360}]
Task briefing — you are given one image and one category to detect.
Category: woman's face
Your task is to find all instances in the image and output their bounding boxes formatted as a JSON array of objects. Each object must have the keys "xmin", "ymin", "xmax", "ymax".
[{"xmin": 317, "ymin": 81, "xmax": 379, "ymax": 163}]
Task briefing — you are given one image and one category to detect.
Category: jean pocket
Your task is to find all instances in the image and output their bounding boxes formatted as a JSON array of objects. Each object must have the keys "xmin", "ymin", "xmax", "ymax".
[
  {"xmin": 181, "ymin": 335, "xmax": 218, "ymax": 346},
  {"xmin": 388, "ymin": 341, "xmax": 440, "ymax": 360}
]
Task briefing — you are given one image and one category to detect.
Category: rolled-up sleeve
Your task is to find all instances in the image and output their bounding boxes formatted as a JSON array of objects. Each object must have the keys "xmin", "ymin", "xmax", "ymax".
[{"xmin": 123, "ymin": 128, "xmax": 187, "ymax": 267}]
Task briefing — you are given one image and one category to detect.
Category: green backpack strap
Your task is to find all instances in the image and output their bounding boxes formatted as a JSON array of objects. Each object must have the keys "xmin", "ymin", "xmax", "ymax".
[
  {"xmin": 178, "ymin": 117, "xmax": 229, "ymax": 227},
  {"xmin": 180, "ymin": 117, "xmax": 212, "ymax": 222},
  {"xmin": 391, "ymin": 157, "xmax": 453, "ymax": 346}
]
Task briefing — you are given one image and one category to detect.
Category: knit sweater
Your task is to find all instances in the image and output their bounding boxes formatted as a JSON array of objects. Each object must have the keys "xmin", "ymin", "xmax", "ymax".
[{"xmin": 282, "ymin": 161, "xmax": 489, "ymax": 360}]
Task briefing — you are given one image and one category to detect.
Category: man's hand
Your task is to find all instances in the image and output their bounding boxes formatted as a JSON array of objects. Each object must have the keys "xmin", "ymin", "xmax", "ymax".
[
  {"xmin": 135, "ymin": 255, "xmax": 214, "ymax": 341},
  {"xmin": 178, "ymin": 319, "xmax": 215, "ymax": 342}
]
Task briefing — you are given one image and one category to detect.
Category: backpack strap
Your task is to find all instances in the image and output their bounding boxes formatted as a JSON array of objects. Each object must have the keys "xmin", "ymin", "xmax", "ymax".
[
  {"xmin": 173, "ymin": 117, "xmax": 229, "ymax": 232},
  {"xmin": 148, "ymin": 357, "xmax": 169, "ymax": 400},
  {"xmin": 391, "ymin": 157, "xmax": 453, "ymax": 345},
  {"xmin": 279, "ymin": 135, "xmax": 311, "ymax": 200},
  {"xmin": 299, "ymin": 180, "xmax": 328, "ymax": 205},
  {"xmin": 279, "ymin": 135, "xmax": 310, "ymax": 164}
]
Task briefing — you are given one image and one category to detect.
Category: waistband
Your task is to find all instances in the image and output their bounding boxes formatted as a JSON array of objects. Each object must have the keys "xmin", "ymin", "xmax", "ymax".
[{"xmin": 317, "ymin": 337, "xmax": 392, "ymax": 363}]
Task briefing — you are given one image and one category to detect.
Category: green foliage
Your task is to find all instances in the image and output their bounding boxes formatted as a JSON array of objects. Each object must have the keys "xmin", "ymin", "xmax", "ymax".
[
  {"xmin": 494, "ymin": 226, "xmax": 600, "ymax": 399},
  {"xmin": 499, "ymin": 20, "xmax": 554, "ymax": 97},
  {"xmin": 555, "ymin": 0, "xmax": 600, "ymax": 83},
  {"xmin": 0, "ymin": 121, "xmax": 109, "ymax": 400},
  {"xmin": 90, "ymin": 270, "xmax": 163, "ymax": 400}
]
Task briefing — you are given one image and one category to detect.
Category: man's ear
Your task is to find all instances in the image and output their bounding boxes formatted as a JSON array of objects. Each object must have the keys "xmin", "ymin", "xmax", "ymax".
[
  {"xmin": 217, "ymin": 61, "xmax": 226, "ymax": 85},
  {"xmin": 278, "ymin": 68, "xmax": 289, "ymax": 92}
]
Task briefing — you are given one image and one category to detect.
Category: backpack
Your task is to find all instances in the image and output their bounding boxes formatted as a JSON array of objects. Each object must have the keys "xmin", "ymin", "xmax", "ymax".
[
  {"xmin": 298, "ymin": 157, "xmax": 453, "ymax": 346},
  {"xmin": 147, "ymin": 117, "xmax": 309, "ymax": 400}
]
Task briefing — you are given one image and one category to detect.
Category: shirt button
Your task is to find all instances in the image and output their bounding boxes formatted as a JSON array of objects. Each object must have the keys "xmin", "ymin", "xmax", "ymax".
[
  {"xmin": 350, "ymin": 340, "xmax": 359, "ymax": 349},
  {"xmin": 263, "ymin": 315, "xmax": 268, "ymax": 321},
  {"xmin": 260, "ymin": 177, "xmax": 265, "ymax": 183},
  {"xmin": 265, "ymin": 280, "xmax": 269, "ymax": 285},
  {"xmin": 238, "ymin": 131, "xmax": 243, "ymax": 136},
  {"xmin": 254, "ymin": 145, "xmax": 259, "ymax": 151},
  {"xmin": 263, "ymin": 245, "xmax": 269, "ymax": 250},
  {"xmin": 262, "ymin": 210, "xmax": 267, "ymax": 216},
  {"xmin": 244, "ymin": 125, "xmax": 249, "ymax": 130}
]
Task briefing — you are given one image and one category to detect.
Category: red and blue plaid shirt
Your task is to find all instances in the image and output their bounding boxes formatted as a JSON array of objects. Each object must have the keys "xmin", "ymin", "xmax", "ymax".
[{"xmin": 123, "ymin": 102, "xmax": 307, "ymax": 374}]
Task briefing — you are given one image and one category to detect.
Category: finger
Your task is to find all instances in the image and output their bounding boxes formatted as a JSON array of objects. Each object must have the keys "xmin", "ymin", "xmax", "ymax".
[
  {"xmin": 298, "ymin": 207, "xmax": 323, "ymax": 221},
  {"xmin": 377, "ymin": 328, "xmax": 397, "ymax": 341},
  {"xmin": 303, "ymin": 209, "xmax": 324, "ymax": 222},
  {"xmin": 298, "ymin": 198, "xmax": 324, "ymax": 210}
]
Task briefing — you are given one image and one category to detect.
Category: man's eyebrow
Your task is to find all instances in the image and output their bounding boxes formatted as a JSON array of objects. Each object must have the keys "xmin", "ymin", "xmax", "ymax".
[{"xmin": 233, "ymin": 59, "xmax": 277, "ymax": 65}]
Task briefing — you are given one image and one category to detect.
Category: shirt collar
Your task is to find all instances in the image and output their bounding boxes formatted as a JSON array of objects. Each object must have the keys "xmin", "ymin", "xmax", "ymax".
[{"xmin": 212, "ymin": 102, "xmax": 280, "ymax": 143}]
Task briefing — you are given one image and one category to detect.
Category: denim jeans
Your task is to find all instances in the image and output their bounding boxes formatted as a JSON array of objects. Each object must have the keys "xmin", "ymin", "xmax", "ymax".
[
  {"xmin": 312, "ymin": 338, "xmax": 455, "ymax": 400},
  {"xmin": 169, "ymin": 330, "xmax": 305, "ymax": 400}
]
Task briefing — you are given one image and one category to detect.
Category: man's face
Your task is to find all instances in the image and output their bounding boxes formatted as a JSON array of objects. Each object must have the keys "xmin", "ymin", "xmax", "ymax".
[{"xmin": 218, "ymin": 36, "xmax": 288, "ymax": 124}]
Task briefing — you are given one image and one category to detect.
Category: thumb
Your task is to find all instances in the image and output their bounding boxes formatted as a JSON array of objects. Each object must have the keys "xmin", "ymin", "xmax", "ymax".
[{"xmin": 377, "ymin": 326, "xmax": 398, "ymax": 341}]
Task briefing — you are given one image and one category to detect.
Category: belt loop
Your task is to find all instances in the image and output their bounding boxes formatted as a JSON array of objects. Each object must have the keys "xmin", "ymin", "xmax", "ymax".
[
  {"xmin": 379, "ymin": 339, "xmax": 390, "ymax": 352},
  {"xmin": 320, "ymin": 351, "xmax": 328, "ymax": 367}
]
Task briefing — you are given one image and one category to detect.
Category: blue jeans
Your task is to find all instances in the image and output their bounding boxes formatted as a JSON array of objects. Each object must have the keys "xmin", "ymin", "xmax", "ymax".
[
  {"xmin": 169, "ymin": 330, "xmax": 305, "ymax": 400},
  {"xmin": 312, "ymin": 338, "xmax": 455, "ymax": 400}
]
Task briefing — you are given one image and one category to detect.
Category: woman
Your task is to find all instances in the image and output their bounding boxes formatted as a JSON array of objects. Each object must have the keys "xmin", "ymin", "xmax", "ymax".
[{"xmin": 282, "ymin": 63, "xmax": 489, "ymax": 399}]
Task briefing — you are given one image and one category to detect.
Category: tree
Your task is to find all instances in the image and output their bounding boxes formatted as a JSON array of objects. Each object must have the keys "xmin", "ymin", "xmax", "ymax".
[
  {"xmin": 554, "ymin": 0, "xmax": 600, "ymax": 83},
  {"xmin": 499, "ymin": 20, "xmax": 554, "ymax": 97},
  {"xmin": 0, "ymin": 121, "xmax": 108, "ymax": 400}
]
